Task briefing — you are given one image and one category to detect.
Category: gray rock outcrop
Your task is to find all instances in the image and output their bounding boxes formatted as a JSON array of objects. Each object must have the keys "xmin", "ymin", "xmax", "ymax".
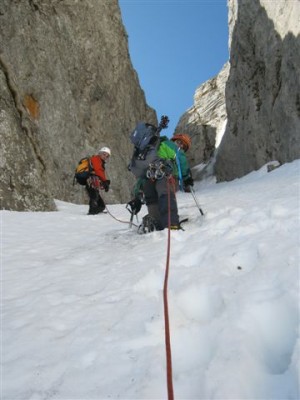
[
  {"xmin": 175, "ymin": 63, "xmax": 229, "ymax": 175},
  {"xmin": 175, "ymin": 0, "xmax": 299, "ymax": 183},
  {"xmin": 214, "ymin": 0, "xmax": 300, "ymax": 181},
  {"xmin": 0, "ymin": 0, "xmax": 156, "ymax": 211}
]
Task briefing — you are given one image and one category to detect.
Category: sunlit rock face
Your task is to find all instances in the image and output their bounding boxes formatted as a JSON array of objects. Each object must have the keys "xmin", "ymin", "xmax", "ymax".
[
  {"xmin": 214, "ymin": 0, "xmax": 300, "ymax": 181},
  {"xmin": 176, "ymin": 0, "xmax": 299, "ymax": 183},
  {"xmin": 175, "ymin": 63, "xmax": 229, "ymax": 173},
  {"xmin": 0, "ymin": 0, "xmax": 156, "ymax": 211}
]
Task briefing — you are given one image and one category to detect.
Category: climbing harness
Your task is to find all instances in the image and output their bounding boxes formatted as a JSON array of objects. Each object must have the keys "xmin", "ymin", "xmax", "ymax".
[{"xmin": 146, "ymin": 160, "xmax": 173, "ymax": 180}]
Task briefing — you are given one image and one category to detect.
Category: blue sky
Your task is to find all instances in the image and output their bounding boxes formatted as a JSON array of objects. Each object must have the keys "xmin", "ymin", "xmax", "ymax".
[{"xmin": 119, "ymin": 0, "xmax": 229, "ymax": 136}]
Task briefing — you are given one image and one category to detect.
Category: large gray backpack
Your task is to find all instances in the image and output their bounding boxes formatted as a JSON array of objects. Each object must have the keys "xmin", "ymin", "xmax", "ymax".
[{"xmin": 128, "ymin": 117, "xmax": 169, "ymax": 178}]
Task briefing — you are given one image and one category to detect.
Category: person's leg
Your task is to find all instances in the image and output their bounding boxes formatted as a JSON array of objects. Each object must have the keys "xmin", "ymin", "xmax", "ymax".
[
  {"xmin": 86, "ymin": 186, "xmax": 103, "ymax": 215},
  {"xmin": 97, "ymin": 194, "xmax": 105, "ymax": 213},
  {"xmin": 142, "ymin": 180, "xmax": 162, "ymax": 230},
  {"xmin": 156, "ymin": 178, "xmax": 179, "ymax": 228},
  {"xmin": 147, "ymin": 204, "xmax": 161, "ymax": 222}
]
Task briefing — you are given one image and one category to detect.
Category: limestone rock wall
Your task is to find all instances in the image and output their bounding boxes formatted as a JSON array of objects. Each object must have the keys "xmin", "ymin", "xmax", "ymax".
[
  {"xmin": 0, "ymin": 0, "xmax": 156, "ymax": 211},
  {"xmin": 214, "ymin": 0, "xmax": 300, "ymax": 181},
  {"xmin": 175, "ymin": 63, "xmax": 229, "ymax": 171},
  {"xmin": 175, "ymin": 0, "xmax": 299, "ymax": 183}
]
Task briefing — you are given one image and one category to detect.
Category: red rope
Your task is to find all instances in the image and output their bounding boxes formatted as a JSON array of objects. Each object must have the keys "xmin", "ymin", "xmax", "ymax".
[
  {"xmin": 163, "ymin": 177, "xmax": 174, "ymax": 400},
  {"xmin": 105, "ymin": 182, "xmax": 175, "ymax": 399}
]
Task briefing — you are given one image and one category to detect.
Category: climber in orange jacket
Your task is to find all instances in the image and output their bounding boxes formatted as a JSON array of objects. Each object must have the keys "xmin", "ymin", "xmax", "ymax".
[{"xmin": 86, "ymin": 147, "xmax": 111, "ymax": 215}]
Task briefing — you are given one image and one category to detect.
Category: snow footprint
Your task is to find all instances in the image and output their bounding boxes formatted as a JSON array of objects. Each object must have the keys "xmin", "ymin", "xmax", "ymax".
[
  {"xmin": 239, "ymin": 293, "xmax": 298, "ymax": 374},
  {"xmin": 170, "ymin": 285, "xmax": 225, "ymax": 371},
  {"xmin": 173, "ymin": 284, "xmax": 225, "ymax": 323},
  {"xmin": 133, "ymin": 269, "xmax": 163, "ymax": 299},
  {"xmin": 80, "ymin": 351, "xmax": 98, "ymax": 368}
]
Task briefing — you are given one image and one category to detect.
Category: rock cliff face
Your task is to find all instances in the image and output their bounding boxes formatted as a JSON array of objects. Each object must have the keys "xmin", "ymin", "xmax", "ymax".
[
  {"xmin": 214, "ymin": 0, "xmax": 300, "ymax": 181},
  {"xmin": 175, "ymin": 63, "xmax": 229, "ymax": 173},
  {"xmin": 0, "ymin": 0, "xmax": 156, "ymax": 211},
  {"xmin": 176, "ymin": 0, "xmax": 299, "ymax": 183}
]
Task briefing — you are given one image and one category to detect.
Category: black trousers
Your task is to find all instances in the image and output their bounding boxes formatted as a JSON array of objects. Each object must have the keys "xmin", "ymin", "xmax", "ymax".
[
  {"xmin": 86, "ymin": 185, "xmax": 105, "ymax": 215},
  {"xmin": 143, "ymin": 178, "xmax": 179, "ymax": 228}
]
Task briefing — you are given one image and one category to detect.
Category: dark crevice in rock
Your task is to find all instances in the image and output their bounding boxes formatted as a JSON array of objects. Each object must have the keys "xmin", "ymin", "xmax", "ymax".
[
  {"xmin": 272, "ymin": 56, "xmax": 282, "ymax": 107},
  {"xmin": 0, "ymin": 56, "xmax": 46, "ymax": 172}
]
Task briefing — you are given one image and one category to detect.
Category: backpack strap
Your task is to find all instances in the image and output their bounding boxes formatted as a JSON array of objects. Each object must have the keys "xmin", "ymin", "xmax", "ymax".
[
  {"xmin": 136, "ymin": 136, "xmax": 161, "ymax": 160},
  {"xmin": 88, "ymin": 157, "xmax": 93, "ymax": 172}
]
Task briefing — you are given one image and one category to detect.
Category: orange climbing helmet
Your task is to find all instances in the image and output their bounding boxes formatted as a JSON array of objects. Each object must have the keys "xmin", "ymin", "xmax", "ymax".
[{"xmin": 171, "ymin": 133, "xmax": 191, "ymax": 152}]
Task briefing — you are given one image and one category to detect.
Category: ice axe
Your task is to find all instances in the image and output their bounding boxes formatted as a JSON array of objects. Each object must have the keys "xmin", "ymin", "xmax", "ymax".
[{"xmin": 126, "ymin": 197, "xmax": 143, "ymax": 228}]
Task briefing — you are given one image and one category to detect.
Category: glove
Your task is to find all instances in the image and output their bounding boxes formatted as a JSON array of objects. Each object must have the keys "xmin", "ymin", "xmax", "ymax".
[
  {"xmin": 183, "ymin": 176, "xmax": 193, "ymax": 193},
  {"xmin": 102, "ymin": 180, "xmax": 110, "ymax": 192},
  {"xmin": 127, "ymin": 198, "xmax": 142, "ymax": 215},
  {"xmin": 184, "ymin": 177, "xmax": 194, "ymax": 187}
]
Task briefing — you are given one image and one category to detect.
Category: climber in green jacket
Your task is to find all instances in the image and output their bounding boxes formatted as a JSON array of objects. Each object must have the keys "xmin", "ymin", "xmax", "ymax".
[
  {"xmin": 157, "ymin": 134, "xmax": 192, "ymax": 190},
  {"xmin": 133, "ymin": 133, "xmax": 193, "ymax": 233}
]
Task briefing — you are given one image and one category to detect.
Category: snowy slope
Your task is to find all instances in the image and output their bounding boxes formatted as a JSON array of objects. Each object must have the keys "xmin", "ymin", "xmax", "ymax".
[{"xmin": 2, "ymin": 160, "xmax": 300, "ymax": 400}]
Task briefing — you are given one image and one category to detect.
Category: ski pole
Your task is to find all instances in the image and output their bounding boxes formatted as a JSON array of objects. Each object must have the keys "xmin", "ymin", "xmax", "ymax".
[{"xmin": 190, "ymin": 187, "xmax": 204, "ymax": 216}]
